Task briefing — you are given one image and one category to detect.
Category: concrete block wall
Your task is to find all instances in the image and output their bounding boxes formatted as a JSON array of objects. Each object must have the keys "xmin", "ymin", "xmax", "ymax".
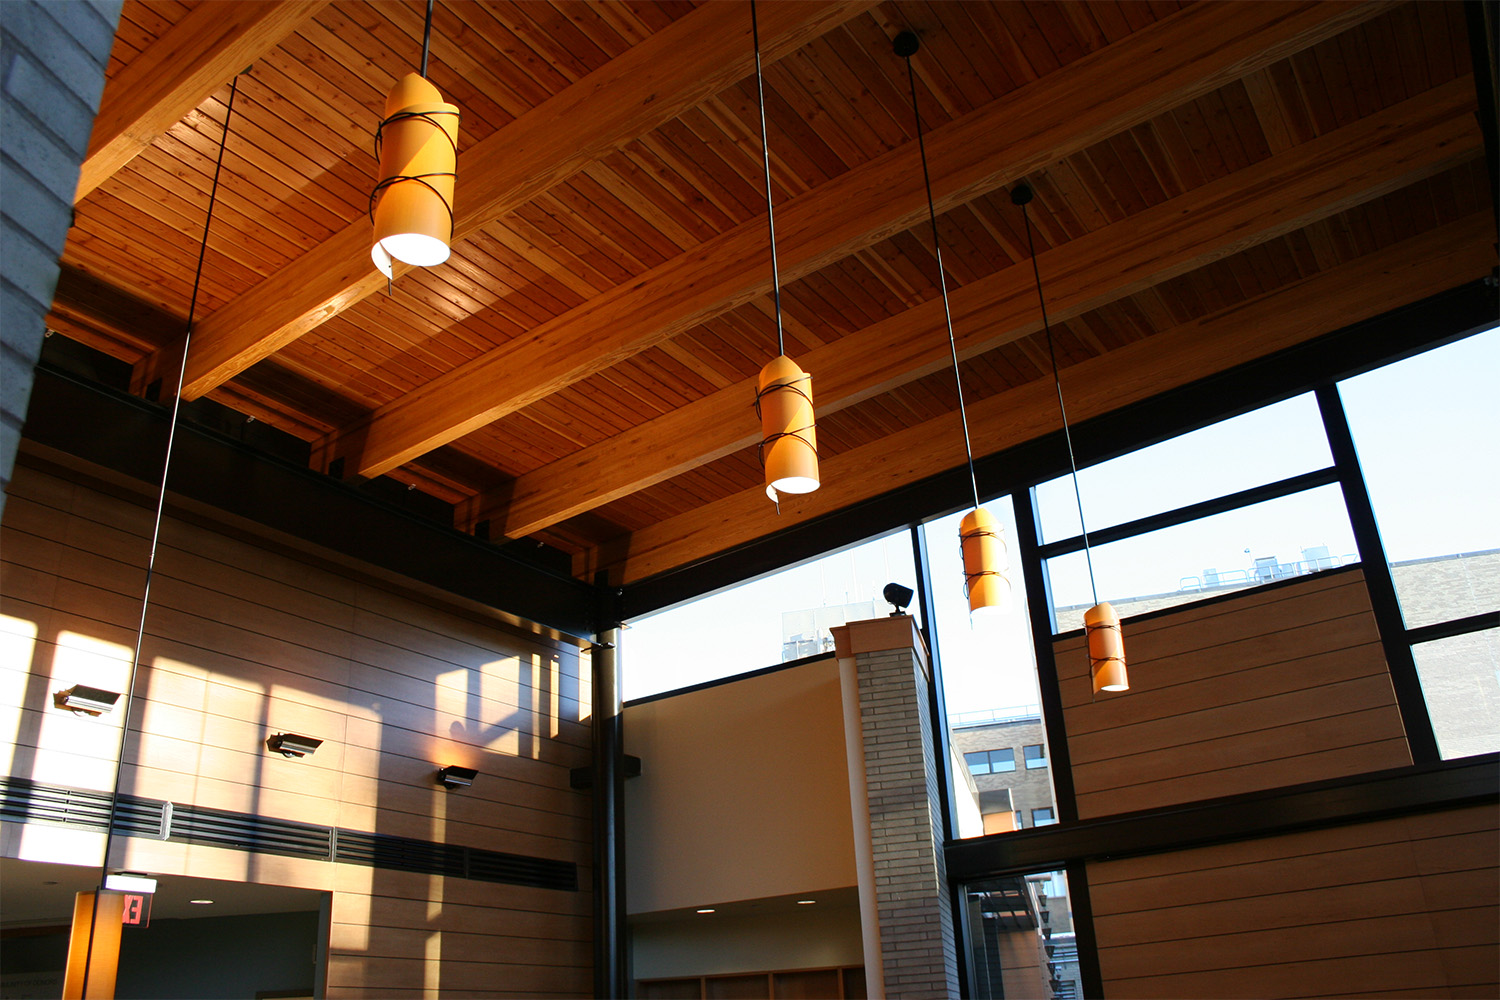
[
  {"xmin": 0, "ymin": 0, "xmax": 120, "ymax": 517},
  {"xmin": 856, "ymin": 643, "xmax": 960, "ymax": 998}
]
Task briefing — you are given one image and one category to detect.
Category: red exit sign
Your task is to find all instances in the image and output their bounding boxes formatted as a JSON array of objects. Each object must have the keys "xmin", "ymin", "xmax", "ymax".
[{"xmin": 120, "ymin": 892, "xmax": 151, "ymax": 928}]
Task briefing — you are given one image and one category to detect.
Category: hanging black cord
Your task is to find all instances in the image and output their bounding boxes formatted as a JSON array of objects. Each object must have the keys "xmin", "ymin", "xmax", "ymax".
[
  {"xmin": 420, "ymin": 0, "xmax": 434, "ymax": 77},
  {"xmin": 750, "ymin": 0, "xmax": 785, "ymax": 357},
  {"xmin": 1017, "ymin": 186, "xmax": 1099, "ymax": 607},
  {"xmin": 80, "ymin": 72, "xmax": 243, "ymax": 994},
  {"xmin": 896, "ymin": 33, "xmax": 980, "ymax": 513}
]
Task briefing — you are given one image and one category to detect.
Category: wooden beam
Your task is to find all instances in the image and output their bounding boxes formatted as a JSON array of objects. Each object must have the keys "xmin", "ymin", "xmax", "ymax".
[
  {"xmin": 349, "ymin": 0, "xmax": 1395, "ymax": 479},
  {"xmin": 173, "ymin": 0, "xmax": 878, "ymax": 400},
  {"xmin": 580, "ymin": 212, "xmax": 1496, "ymax": 585},
  {"xmin": 76, "ymin": 1, "xmax": 328, "ymax": 202},
  {"xmin": 480, "ymin": 77, "xmax": 1479, "ymax": 538}
]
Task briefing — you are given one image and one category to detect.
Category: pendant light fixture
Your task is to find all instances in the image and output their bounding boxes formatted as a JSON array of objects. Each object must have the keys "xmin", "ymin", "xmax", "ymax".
[
  {"xmin": 370, "ymin": 0, "xmax": 459, "ymax": 282},
  {"xmin": 895, "ymin": 31, "xmax": 1008, "ymax": 619},
  {"xmin": 751, "ymin": 0, "xmax": 819, "ymax": 508},
  {"xmin": 1012, "ymin": 183, "xmax": 1128, "ymax": 694}
]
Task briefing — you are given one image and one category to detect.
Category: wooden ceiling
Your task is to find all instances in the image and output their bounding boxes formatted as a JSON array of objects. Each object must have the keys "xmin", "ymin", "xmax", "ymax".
[{"xmin": 51, "ymin": 0, "xmax": 1495, "ymax": 588}]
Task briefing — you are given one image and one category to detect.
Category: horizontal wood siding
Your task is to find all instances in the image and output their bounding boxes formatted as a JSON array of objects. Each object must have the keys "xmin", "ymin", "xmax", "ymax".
[
  {"xmin": 1053, "ymin": 570, "xmax": 1412, "ymax": 817},
  {"xmin": 1088, "ymin": 804, "xmax": 1500, "ymax": 998},
  {"xmin": 0, "ymin": 459, "xmax": 592, "ymax": 996}
]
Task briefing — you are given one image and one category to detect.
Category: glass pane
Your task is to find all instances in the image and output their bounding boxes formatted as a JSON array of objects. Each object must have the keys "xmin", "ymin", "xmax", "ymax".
[
  {"xmin": 1338, "ymin": 328, "xmax": 1500, "ymax": 628},
  {"xmin": 1412, "ymin": 629, "xmax": 1500, "ymax": 760},
  {"xmin": 965, "ymin": 870, "xmax": 1081, "ymax": 999},
  {"xmin": 622, "ymin": 530, "xmax": 918, "ymax": 701},
  {"xmin": 1036, "ymin": 394, "xmax": 1331, "ymax": 543},
  {"xmin": 1045, "ymin": 485, "xmax": 1359, "ymax": 633},
  {"xmin": 926, "ymin": 501, "xmax": 1056, "ymax": 840}
]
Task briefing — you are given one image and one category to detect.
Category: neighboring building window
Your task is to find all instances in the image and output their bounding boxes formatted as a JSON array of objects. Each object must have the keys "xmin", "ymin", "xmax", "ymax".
[
  {"xmin": 965, "ymin": 748, "xmax": 1016, "ymax": 775},
  {"xmin": 1031, "ymin": 807, "xmax": 1056, "ymax": 826},
  {"xmin": 1013, "ymin": 810, "xmax": 1024, "ymax": 830},
  {"xmin": 1023, "ymin": 744, "xmax": 1047, "ymax": 769}
]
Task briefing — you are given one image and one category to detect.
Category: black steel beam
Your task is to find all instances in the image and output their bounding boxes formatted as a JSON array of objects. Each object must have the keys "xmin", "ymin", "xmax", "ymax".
[
  {"xmin": 20, "ymin": 366, "xmax": 599, "ymax": 638},
  {"xmin": 1316, "ymin": 385, "xmax": 1441, "ymax": 763},
  {"xmin": 944, "ymin": 754, "xmax": 1498, "ymax": 881}
]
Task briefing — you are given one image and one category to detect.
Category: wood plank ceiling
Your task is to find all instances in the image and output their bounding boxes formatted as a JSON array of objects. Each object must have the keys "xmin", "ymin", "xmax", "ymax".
[{"xmin": 51, "ymin": 0, "xmax": 1495, "ymax": 589}]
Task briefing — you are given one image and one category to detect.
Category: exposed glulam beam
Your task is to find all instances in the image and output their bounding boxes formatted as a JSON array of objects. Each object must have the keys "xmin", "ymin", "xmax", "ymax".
[
  {"xmin": 170, "ymin": 0, "xmax": 878, "ymax": 400},
  {"xmin": 581, "ymin": 212, "xmax": 1496, "ymax": 585},
  {"xmin": 347, "ymin": 0, "xmax": 1395, "ymax": 479},
  {"xmin": 76, "ymin": 0, "xmax": 328, "ymax": 202},
  {"xmin": 479, "ymin": 77, "xmax": 1479, "ymax": 538}
]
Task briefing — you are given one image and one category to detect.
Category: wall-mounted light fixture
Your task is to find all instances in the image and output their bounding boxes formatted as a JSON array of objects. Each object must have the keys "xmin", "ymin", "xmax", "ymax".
[
  {"xmin": 435, "ymin": 765, "xmax": 477, "ymax": 789},
  {"xmin": 102, "ymin": 873, "xmax": 157, "ymax": 894},
  {"xmin": 53, "ymin": 684, "xmax": 121, "ymax": 716},
  {"xmin": 265, "ymin": 733, "xmax": 322, "ymax": 758},
  {"xmin": 883, "ymin": 583, "xmax": 914, "ymax": 615}
]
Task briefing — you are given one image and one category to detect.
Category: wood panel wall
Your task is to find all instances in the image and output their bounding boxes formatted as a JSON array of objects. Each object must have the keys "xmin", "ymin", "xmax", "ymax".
[
  {"xmin": 1088, "ymin": 803, "xmax": 1500, "ymax": 998},
  {"xmin": 0, "ymin": 455, "xmax": 592, "ymax": 998},
  {"xmin": 1053, "ymin": 569, "xmax": 1412, "ymax": 818}
]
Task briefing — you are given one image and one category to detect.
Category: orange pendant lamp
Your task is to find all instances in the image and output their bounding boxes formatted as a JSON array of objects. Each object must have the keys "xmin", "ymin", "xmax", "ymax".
[
  {"xmin": 1085, "ymin": 602, "xmax": 1128, "ymax": 693},
  {"xmin": 750, "ymin": 0, "xmax": 818, "ymax": 506},
  {"xmin": 896, "ymin": 32, "xmax": 1008, "ymax": 618},
  {"xmin": 758, "ymin": 354, "xmax": 819, "ymax": 501},
  {"xmin": 1013, "ymin": 182, "xmax": 1127, "ymax": 694},
  {"xmin": 960, "ymin": 506, "xmax": 1011, "ymax": 617},
  {"xmin": 370, "ymin": 1, "xmax": 459, "ymax": 281}
]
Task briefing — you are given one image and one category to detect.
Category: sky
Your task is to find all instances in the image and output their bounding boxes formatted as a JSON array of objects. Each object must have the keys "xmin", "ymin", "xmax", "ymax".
[{"xmin": 622, "ymin": 326, "xmax": 1499, "ymax": 713}]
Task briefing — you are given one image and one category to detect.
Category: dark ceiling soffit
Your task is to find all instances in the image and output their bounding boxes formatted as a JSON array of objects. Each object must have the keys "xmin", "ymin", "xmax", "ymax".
[
  {"xmin": 944, "ymin": 753, "xmax": 1500, "ymax": 881},
  {"xmin": 21, "ymin": 366, "xmax": 599, "ymax": 639},
  {"xmin": 621, "ymin": 278, "xmax": 1499, "ymax": 621}
]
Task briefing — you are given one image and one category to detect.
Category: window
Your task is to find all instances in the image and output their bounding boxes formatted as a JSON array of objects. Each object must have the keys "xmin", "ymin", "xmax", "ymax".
[
  {"xmin": 963, "ymin": 869, "xmax": 1076, "ymax": 999},
  {"xmin": 622, "ymin": 528, "xmax": 917, "ymax": 700},
  {"xmin": 925, "ymin": 500, "xmax": 1059, "ymax": 840},
  {"xmin": 1338, "ymin": 328, "xmax": 1500, "ymax": 759},
  {"xmin": 1023, "ymin": 744, "xmax": 1047, "ymax": 769},
  {"xmin": 1034, "ymin": 393, "xmax": 1358, "ymax": 633},
  {"xmin": 1031, "ymin": 807, "xmax": 1056, "ymax": 826},
  {"xmin": 1035, "ymin": 394, "xmax": 1333, "ymax": 543},
  {"xmin": 965, "ymin": 749, "xmax": 1016, "ymax": 775}
]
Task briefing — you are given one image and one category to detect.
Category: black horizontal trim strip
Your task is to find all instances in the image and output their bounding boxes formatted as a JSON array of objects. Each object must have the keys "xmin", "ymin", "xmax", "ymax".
[
  {"xmin": 1406, "ymin": 610, "xmax": 1500, "ymax": 646},
  {"xmin": 944, "ymin": 753, "xmax": 1499, "ymax": 882},
  {"xmin": 0, "ymin": 777, "xmax": 578, "ymax": 891},
  {"xmin": 1037, "ymin": 467, "xmax": 1340, "ymax": 560}
]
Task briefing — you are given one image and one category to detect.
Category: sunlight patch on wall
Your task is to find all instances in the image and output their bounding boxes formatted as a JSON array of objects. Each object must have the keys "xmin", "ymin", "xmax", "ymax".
[
  {"xmin": 3, "ymin": 822, "xmax": 105, "ymax": 867},
  {"xmin": 0, "ymin": 614, "xmax": 39, "ymax": 771}
]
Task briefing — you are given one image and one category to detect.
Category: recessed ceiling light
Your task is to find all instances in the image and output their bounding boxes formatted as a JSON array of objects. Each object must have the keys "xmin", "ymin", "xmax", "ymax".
[
  {"xmin": 696, "ymin": 908, "xmax": 715, "ymax": 914},
  {"xmin": 189, "ymin": 899, "xmax": 214, "ymax": 905},
  {"xmin": 797, "ymin": 899, "xmax": 816, "ymax": 905}
]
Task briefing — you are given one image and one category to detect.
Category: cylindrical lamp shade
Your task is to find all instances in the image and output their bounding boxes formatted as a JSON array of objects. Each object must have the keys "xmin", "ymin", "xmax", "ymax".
[
  {"xmin": 959, "ymin": 506, "xmax": 1010, "ymax": 617},
  {"xmin": 371, "ymin": 72, "xmax": 460, "ymax": 279},
  {"xmin": 757, "ymin": 354, "xmax": 819, "ymax": 500},
  {"xmin": 1085, "ymin": 601, "xmax": 1128, "ymax": 693},
  {"xmin": 63, "ymin": 890, "xmax": 124, "ymax": 999}
]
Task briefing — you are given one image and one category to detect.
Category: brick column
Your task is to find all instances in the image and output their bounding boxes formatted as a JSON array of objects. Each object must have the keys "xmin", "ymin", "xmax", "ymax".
[
  {"xmin": 0, "ymin": 1, "xmax": 121, "ymax": 517},
  {"xmin": 833, "ymin": 616, "xmax": 959, "ymax": 999}
]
